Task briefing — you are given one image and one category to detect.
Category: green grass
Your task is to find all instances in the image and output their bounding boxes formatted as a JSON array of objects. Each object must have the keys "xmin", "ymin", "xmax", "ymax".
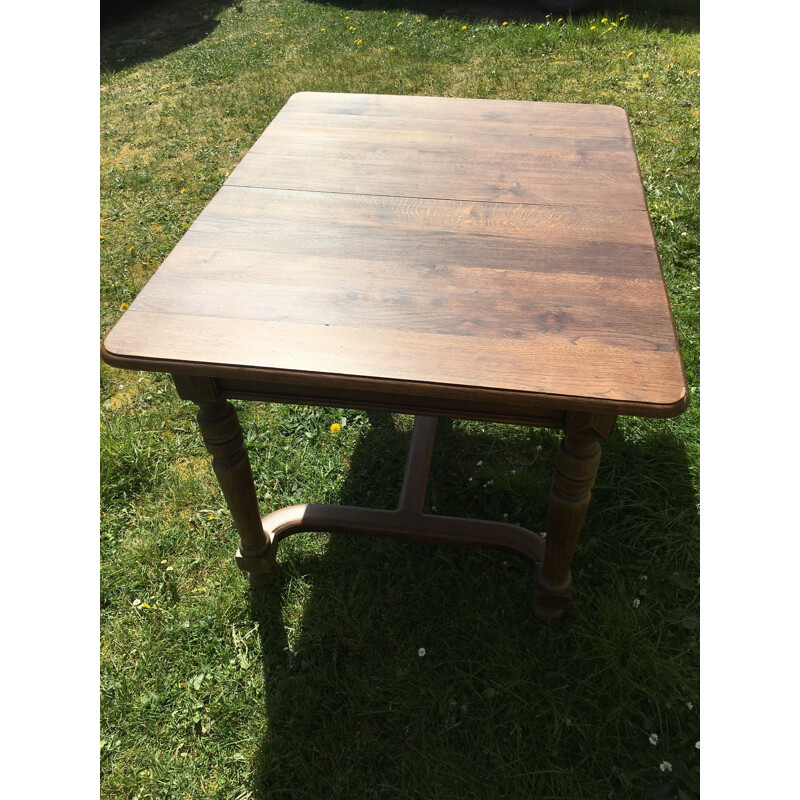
[{"xmin": 100, "ymin": 1, "xmax": 700, "ymax": 798}]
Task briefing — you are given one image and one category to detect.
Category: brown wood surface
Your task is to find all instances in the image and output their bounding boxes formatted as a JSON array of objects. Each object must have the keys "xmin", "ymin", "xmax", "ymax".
[
  {"xmin": 195, "ymin": 400, "xmax": 269, "ymax": 557},
  {"xmin": 102, "ymin": 91, "xmax": 688, "ymax": 419}
]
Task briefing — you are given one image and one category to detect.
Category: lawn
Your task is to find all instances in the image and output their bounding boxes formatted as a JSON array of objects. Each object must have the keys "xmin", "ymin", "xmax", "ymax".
[{"xmin": 100, "ymin": 1, "xmax": 700, "ymax": 798}]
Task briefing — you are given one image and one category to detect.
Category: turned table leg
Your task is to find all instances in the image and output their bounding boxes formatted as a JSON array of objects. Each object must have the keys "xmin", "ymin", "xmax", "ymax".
[
  {"xmin": 532, "ymin": 412, "xmax": 616, "ymax": 622},
  {"xmin": 195, "ymin": 399, "xmax": 275, "ymax": 585}
]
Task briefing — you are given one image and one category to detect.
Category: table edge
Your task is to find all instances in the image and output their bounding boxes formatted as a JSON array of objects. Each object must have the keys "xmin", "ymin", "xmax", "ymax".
[
  {"xmin": 286, "ymin": 90, "xmax": 632, "ymax": 116},
  {"xmin": 100, "ymin": 342, "xmax": 689, "ymax": 421}
]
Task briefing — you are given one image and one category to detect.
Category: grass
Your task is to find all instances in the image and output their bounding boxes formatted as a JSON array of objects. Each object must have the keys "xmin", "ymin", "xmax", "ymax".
[{"xmin": 100, "ymin": 1, "xmax": 700, "ymax": 798}]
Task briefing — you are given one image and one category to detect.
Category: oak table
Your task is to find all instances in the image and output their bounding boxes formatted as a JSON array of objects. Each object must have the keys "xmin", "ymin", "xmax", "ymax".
[{"xmin": 102, "ymin": 92, "xmax": 688, "ymax": 622}]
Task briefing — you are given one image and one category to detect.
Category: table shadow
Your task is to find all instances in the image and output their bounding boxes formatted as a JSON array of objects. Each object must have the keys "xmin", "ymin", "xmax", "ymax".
[{"xmin": 246, "ymin": 411, "xmax": 697, "ymax": 798}]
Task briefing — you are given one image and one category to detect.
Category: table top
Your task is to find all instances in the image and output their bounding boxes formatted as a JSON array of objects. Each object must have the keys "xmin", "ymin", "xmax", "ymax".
[{"xmin": 102, "ymin": 92, "xmax": 688, "ymax": 419}]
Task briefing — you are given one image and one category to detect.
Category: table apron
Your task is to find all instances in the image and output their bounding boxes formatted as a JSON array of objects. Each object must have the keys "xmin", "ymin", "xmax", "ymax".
[{"xmin": 199, "ymin": 375, "xmax": 568, "ymax": 429}]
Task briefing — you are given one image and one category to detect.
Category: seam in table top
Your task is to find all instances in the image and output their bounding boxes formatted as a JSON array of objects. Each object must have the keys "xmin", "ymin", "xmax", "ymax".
[{"xmin": 219, "ymin": 182, "xmax": 650, "ymax": 213}]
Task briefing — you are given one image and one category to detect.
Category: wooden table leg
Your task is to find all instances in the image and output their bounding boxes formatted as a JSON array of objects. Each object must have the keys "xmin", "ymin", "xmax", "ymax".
[
  {"xmin": 195, "ymin": 399, "xmax": 275, "ymax": 586},
  {"xmin": 532, "ymin": 412, "xmax": 616, "ymax": 622}
]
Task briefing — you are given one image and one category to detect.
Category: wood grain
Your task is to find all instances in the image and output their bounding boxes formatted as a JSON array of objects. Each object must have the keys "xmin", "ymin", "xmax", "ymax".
[
  {"xmin": 226, "ymin": 150, "xmax": 646, "ymax": 209},
  {"xmin": 272, "ymin": 92, "xmax": 633, "ymax": 139},
  {"xmin": 227, "ymin": 93, "xmax": 645, "ymax": 207},
  {"xmin": 102, "ymin": 92, "xmax": 688, "ymax": 419},
  {"xmin": 104, "ymin": 310, "xmax": 686, "ymax": 407}
]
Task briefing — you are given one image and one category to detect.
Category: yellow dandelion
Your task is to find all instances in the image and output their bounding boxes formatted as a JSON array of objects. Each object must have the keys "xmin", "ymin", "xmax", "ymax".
[
  {"xmin": 141, "ymin": 603, "xmax": 151, "ymax": 609},
  {"xmin": 558, "ymin": 17, "xmax": 563, "ymax": 22},
  {"xmin": 124, "ymin": 101, "xmax": 130, "ymax": 105},
  {"xmin": 461, "ymin": 25, "xmax": 467, "ymax": 30},
  {"xmin": 389, "ymin": 45, "xmax": 394, "ymax": 50},
  {"xmin": 627, "ymin": 51, "xmax": 633, "ymax": 57},
  {"xmin": 180, "ymin": 188, "xmax": 186, "ymax": 194},
  {"xmin": 120, "ymin": 302, "xmax": 129, "ymax": 310},
  {"xmin": 208, "ymin": 513, "xmax": 214, "ymax": 520},
  {"xmin": 397, "ymin": 21, "xmax": 403, "ymax": 26},
  {"xmin": 128, "ymin": 246, "xmax": 134, "ymax": 252},
  {"xmin": 590, "ymin": 25, "xmax": 595, "ymax": 29},
  {"xmin": 611, "ymin": 22, "xmax": 617, "ymax": 26},
  {"xmin": 502, "ymin": 21, "xmax": 508, "ymax": 26},
  {"xmin": 355, "ymin": 39, "xmax": 362, "ymax": 44},
  {"xmin": 330, "ymin": 423, "xmax": 341, "ymax": 433},
  {"xmin": 601, "ymin": 17, "xmax": 607, "ymax": 22},
  {"xmin": 320, "ymin": 28, "xmax": 325, "ymax": 32},
  {"xmin": 345, "ymin": 15, "xmax": 349, "ymax": 19},
  {"xmin": 643, "ymin": 73, "xmax": 649, "ymax": 79},
  {"xmin": 100, "ymin": 234, "xmax": 104, "ymax": 239}
]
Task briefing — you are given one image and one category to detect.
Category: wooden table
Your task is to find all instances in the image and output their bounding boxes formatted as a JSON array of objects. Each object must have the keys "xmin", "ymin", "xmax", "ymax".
[{"xmin": 102, "ymin": 92, "xmax": 688, "ymax": 622}]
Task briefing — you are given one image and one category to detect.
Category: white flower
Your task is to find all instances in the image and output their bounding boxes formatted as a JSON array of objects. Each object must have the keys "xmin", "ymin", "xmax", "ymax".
[
  {"xmin": 695, "ymin": 741, "xmax": 700, "ymax": 750},
  {"xmin": 649, "ymin": 733, "xmax": 658, "ymax": 745},
  {"xmin": 418, "ymin": 647, "xmax": 426, "ymax": 657},
  {"xmin": 633, "ymin": 598, "xmax": 641, "ymax": 608},
  {"xmin": 686, "ymin": 701, "xmax": 694, "ymax": 710},
  {"xmin": 659, "ymin": 761, "xmax": 672, "ymax": 773},
  {"xmin": 132, "ymin": 599, "xmax": 141, "ymax": 606}
]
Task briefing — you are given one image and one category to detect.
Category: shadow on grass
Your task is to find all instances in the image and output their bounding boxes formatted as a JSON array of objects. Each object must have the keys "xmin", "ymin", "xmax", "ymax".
[
  {"xmin": 321, "ymin": 0, "xmax": 699, "ymax": 33},
  {"xmin": 101, "ymin": 0, "xmax": 233, "ymax": 76},
  {"xmin": 247, "ymin": 413, "xmax": 698, "ymax": 798},
  {"xmin": 100, "ymin": 0, "xmax": 698, "ymax": 77}
]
